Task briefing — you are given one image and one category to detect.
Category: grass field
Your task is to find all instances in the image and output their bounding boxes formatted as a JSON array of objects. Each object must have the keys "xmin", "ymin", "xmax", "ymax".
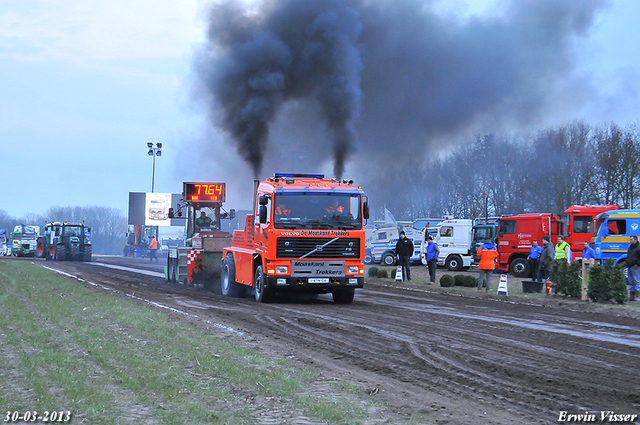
[{"xmin": 0, "ymin": 260, "xmax": 376, "ymax": 425}]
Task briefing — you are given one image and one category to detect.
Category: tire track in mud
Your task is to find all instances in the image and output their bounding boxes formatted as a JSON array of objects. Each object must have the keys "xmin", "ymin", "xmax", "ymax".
[{"xmin": 38, "ymin": 258, "xmax": 640, "ymax": 425}]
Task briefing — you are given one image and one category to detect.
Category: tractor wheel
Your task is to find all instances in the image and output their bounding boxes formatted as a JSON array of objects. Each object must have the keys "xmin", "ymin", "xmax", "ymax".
[
  {"xmin": 382, "ymin": 252, "xmax": 396, "ymax": 266},
  {"xmin": 445, "ymin": 255, "xmax": 463, "ymax": 271},
  {"xmin": 36, "ymin": 238, "xmax": 47, "ymax": 258},
  {"xmin": 254, "ymin": 265, "xmax": 275, "ymax": 303},
  {"xmin": 54, "ymin": 244, "xmax": 67, "ymax": 261},
  {"xmin": 332, "ymin": 287, "xmax": 355, "ymax": 304},
  {"xmin": 168, "ymin": 256, "xmax": 175, "ymax": 283},
  {"xmin": 221, "ymin": 254, "xmax": 244, "ymax": 298},
  {"xmin": 82, "ymin": 245, "xmax": 92, "ymax": 262}
]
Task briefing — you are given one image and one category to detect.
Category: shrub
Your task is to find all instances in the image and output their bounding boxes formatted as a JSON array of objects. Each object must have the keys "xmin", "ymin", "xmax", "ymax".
[
  {"xmin": 552, "ymin": 259, "xmax": 581, "ymax": 298},
  {"xmin": 377, "ymin": 269, "xmax": 388, "ymax": 279},
  {"xmin": 440, "ymin": 274, "xmax": 454, "ymax": 287},
  {"xmin": 454, "ymin": 275, "xmax": 466, "ymax": 286},
  {"xmin": 587, "ymin": 259, "xmax": 628, "ymax": 303},
  {"xmin": 367, "ymin": 267, "xmax": 379, "ymax": 277},
  {"xmin": 463, "ymin": 275, "xmax": 477, "ymax": 287}
]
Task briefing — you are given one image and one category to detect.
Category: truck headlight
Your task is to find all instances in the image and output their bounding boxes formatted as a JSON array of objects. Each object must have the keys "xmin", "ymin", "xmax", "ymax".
[
  {"xmin": 348, "ymin": 265, "xmax": 360, "ymax": 274},
  {"xmin": 276, "ymin": 266, "xmax": 289, "ymax": 274}
]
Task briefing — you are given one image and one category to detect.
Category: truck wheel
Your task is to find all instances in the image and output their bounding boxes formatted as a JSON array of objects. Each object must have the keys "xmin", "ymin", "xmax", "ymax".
[
  {"xmin": 510, "ymin": 258, "xmax": 530, "ymax": 278},
  {"xmin": 254, "ymin": 265, "xmax": 275, "ymax": 303},
  {"xmin": 445, "ymin": 255, "xmax": 463, "ymax": 271},
  {"xmin": 54, "ymin": 244, "xmax": 67, "ymax": 261},
  {"xmin": 82, "ymin": 245, "xmax": 92, "ymax": 262},
  {"xmin": 36, "ymin": 238, "xmax": 46, "ymax": 258},
  {"xmin": 332, "ymin": 287, "xmax": 355, "ymax": 304},
  {"xmin": 364, "ymin": 250, "xmax": 373, "ymax": 264},
  {"xmin": 382, "ymin": 252, "xmax": 396, "ymax": 266},
  {"xmin": 221, "ymin": 254, "xmax": 244, "ymax": 298}
]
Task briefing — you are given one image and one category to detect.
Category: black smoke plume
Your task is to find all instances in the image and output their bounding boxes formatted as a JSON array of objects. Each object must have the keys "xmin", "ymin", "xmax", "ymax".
[
  {"xmin": 196, "ymin": 0, "xmax": 607, "ymax": 213},
  {"xmin": 198, "ymin": 0, "xmax": 362, "ymax": 179}
]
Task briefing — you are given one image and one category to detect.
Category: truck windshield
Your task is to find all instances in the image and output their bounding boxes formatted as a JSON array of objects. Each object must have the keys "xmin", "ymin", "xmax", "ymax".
[
  {"xmin": 473, "ymin": 227, "xmax": 493, "ymax": 242},
  {"xmin": 273, "ymin": 192, "xmax": 362, "ymax": 230}
]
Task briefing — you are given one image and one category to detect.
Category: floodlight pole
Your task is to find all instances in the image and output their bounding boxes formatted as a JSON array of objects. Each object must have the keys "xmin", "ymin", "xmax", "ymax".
[{"xmin": 147, "ymin": 142, "xmax": 162, "ymax": 193}]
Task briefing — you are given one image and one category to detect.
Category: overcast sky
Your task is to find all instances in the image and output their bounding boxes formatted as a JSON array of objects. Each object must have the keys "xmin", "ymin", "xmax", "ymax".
[{"xmin": 1, "ymin": 0, "xmax": 639, "ymax": 219}]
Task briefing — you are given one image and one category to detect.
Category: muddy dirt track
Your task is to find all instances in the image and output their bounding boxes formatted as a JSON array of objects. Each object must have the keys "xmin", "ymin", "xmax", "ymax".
[{"xmin": 27, "ymin": 256, "xmax": 640, "ymax": 424}]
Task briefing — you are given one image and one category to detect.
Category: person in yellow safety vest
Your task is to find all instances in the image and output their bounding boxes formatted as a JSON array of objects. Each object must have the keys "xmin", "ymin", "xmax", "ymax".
[
  {"xmin": 149, "ymin": 236, "xmax": 158, "ymax": 263},
  {"xmin": 554, "ymin": 235, "xmax": 571, "ymax": 263}
]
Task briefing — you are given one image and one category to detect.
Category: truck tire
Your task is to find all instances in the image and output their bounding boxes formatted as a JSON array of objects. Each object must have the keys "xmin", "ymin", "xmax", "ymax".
[
  {"xmin": 82, "ymin": 245, "xmax": 92, "ymax": 262},
  {"xmin": 445, "ymin": 255, "xmax": 463, "ymax": 271},
  {"xmin": 36, "ymin": 238, "xmax": 47, "ymax": 258},
  {"xmin": 54, "ymin": 244, "xmax": 67, "ymax": 261},
  {"xmin": 382, "ymin": 252, "xmax": 396, "ymax": 266},
  {"xmin": 364, "ymin": 250, "xmax": 373, "ymax": 264},
  {"xmin": 221, "ymin": 254, "xmax": 244, "ymax": 298},
  {"xmin": 254, "ymin": 265, "xmax": 275, "ymax": 303},
  {"xmin": 510, "ymin": 258, "xmax": 530, "ymax": 278},
  {"xmin": 332, "ymin": 287, "xmax": 355, "ymax": 304}
]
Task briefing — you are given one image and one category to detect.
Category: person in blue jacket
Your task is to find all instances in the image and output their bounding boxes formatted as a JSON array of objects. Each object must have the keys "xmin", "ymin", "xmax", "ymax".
[
  {"xmin": 425, "ymin": 236, "xmax": 439, "ymax": 284},
  {"xmin": 582, "ymin": 242, "xmax": 596, "ymax": 261},
  {"xmin": 527, "ymin": 240, "xmax": 543, "ymax": 279}
]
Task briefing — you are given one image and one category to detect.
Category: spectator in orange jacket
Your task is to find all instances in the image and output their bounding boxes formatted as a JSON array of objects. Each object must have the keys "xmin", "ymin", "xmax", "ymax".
[
  {"xmin": 149, "ymin": 236, "xmax": 158, "ymax": 263},
  {"xmin": 477, "ymin": 239, "xmax": 498, "ymax": 292}
]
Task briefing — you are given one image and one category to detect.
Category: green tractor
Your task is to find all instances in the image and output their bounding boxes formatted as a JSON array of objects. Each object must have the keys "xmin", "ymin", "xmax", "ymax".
[{"xmin": 37, "ymin": 222, "xmax": 92, "ymax": 262}]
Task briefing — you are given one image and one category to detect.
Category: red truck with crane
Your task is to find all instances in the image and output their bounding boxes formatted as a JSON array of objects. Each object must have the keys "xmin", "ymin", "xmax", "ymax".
[{"xmin": 221, "ymin": 173, "xmax": 369, "ymax": 304}]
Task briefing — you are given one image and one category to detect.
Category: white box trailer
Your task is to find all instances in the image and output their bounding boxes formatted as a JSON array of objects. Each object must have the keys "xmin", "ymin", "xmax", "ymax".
[
  {"xmin": 420, "ymin": 219, "xmax": 473, "ymax": 271},
  {"xmin": 365, "ymin": 224, "xmax": 422, "ymax": 266}
]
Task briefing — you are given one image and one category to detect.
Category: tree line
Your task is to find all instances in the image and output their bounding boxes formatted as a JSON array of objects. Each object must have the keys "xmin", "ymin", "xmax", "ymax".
[
  {"xmin": 0, "ymin": 206, "xmax": 127, "ymax": 255},
  {"xmin": 395, "ymin": 121, "xmax": 640, "ymax": 220}
]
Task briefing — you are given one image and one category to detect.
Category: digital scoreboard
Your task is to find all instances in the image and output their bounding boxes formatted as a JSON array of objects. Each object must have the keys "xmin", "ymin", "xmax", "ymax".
[{"xmin": 183, "ymin": 182, "xmax": 226, "ymax": 203}]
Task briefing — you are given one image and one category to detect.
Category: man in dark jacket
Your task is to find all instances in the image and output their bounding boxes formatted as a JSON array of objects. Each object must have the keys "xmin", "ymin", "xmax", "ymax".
[
  {"xmin": 626, "ymin": 235, "xmax": 640, "ymax": 301},
  {"xmin": 536, "ymin": 235, "xmax": 554, "ymax": 282},
  {"xmin": 395, "ymin": 231, "xmax": 414, "ymax": 282}
]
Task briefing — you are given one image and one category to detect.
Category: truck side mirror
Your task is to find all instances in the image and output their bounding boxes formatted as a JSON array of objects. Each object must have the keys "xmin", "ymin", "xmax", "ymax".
[
  {"xmin": 168, "ymin": 208, "xmax": 174, "ymax": 218},
  {"xmin": 363, "ymin": 201, "xmax": 370, "ymax": 220},
  {"xmin": 259, "ymin": 205, "xmax": 267, "ymax": 224},
  {"xmin": 259, "ymin": 195, "xmax": 269, "ymax": 206},
  {"xmin": 230, "ymin": 209, "xmax": 236, "ymax": 219}
]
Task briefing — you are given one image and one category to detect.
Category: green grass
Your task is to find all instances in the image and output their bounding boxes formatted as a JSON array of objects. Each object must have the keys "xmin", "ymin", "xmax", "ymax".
[{"xmin": 0, "ymin": 260, "xmax": 371, "ymax": 424}]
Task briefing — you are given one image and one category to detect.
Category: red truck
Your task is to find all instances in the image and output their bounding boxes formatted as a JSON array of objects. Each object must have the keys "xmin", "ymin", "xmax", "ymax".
[
  {"xmin": 496, "ymin": 213, "xmax": 563, "ymax": 277},
  {"xmin": 563, "ymin": 204, "xmax": 619, "ymax": 260},
  {"xmin": 221, "ymin": 173, "xmax": 369, "ymax": 304}
]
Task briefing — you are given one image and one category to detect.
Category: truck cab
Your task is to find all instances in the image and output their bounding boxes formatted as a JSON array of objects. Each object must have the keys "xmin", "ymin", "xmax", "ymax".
[
  {"xmin": 421, "ymin": 219, "xmax": 473, "ymax": 271},
  {"xmin": 592, "ymin": 209, "xmax": 640, "ymax": 265},
  {"xmin": 496, "ymin": 213, "xmax": 563, "ymax": 277}
]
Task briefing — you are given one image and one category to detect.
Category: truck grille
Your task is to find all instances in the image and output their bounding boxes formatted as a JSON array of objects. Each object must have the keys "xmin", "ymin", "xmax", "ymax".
[{"xmin": 277, "ymin": 237, "xmax": 360, "ymax": 259}]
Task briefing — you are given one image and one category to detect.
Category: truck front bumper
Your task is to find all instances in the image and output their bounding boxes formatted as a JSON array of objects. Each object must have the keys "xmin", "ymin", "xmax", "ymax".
[{"xmin": 266, "ymin": 276, "xmax": 364, "ymax": 291}]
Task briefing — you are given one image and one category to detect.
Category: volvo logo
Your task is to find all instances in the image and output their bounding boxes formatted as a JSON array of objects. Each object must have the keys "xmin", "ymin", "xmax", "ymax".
[{"xmin": 316, "ymin": 245, "xmax": 323, "ymax": 252}]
